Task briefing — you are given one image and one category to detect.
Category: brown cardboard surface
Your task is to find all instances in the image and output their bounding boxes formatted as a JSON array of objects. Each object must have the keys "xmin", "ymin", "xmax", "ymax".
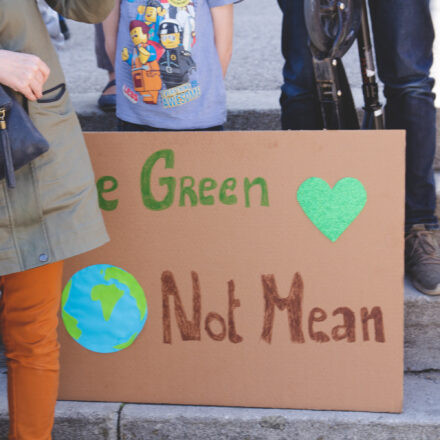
[{"xmin": 59, "ymin": 131, "xmax": 405, "ymax": 412}]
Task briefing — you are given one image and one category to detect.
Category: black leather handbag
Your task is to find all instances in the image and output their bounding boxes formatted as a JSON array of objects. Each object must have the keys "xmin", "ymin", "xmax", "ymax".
[{"xmin": 0, "ymin": 85, "xmax": 50, "ymax": 188}]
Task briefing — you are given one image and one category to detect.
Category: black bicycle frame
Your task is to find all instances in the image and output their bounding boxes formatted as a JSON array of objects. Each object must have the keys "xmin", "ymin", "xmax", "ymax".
[
  {"xmin": 356, "ymin": 0, "xmax": 383, "ymax": 129},
  {"xmin": 305, "ymin": 0, "xmax": 384, "ymax": 130}
]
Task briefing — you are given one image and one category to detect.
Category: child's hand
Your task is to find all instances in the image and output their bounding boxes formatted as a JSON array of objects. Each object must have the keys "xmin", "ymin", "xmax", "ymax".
[
  {"xmin": 138, "ymin": 47, "xmax": 150, "ymax": 64},
  {"xmin": 122, "ymin": 48, "xmax": 129, "ymax": 61}
]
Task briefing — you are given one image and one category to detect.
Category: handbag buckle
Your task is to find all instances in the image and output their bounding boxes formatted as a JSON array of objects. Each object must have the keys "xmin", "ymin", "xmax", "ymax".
[{"xmin": 0, "ymin": 109, "xmax": 6, "ymax": 130}]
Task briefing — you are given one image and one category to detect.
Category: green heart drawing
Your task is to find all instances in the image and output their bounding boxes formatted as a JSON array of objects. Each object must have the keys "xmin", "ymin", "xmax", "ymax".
[{"xmin": 297, "ymin": 177, "xmax": 367, "ymax": 242}]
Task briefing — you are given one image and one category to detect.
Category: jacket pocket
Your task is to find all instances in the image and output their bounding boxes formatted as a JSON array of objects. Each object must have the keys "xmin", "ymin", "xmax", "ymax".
[{"xmin": 37, "ymin": 83, "xmax": 66, "ymax": 104}]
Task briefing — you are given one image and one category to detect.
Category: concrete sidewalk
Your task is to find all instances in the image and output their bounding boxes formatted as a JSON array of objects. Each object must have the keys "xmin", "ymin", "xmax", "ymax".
[{"xmin": 1, "ymin": 369, "xmax": 440, "ymax": 439}]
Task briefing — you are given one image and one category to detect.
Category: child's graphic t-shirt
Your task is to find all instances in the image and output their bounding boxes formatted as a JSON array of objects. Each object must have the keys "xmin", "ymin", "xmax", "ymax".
[{"xmin": 116, "ymin": 0, "xmax": 234, "ymax": 129}]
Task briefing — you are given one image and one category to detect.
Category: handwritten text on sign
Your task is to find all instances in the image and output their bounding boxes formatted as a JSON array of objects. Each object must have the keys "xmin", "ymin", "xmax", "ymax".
[
  {"xmin": 161, "ymin": 271, "xmax": 384, "ymax": 344},
  {"xmin": 59, "ymin": 131, "xmax": 404, "ymax": 411},
  {"xmin": 97, "ymin": 149, "xmax": 270, "ymax": 211},
  {"xmin": 94, "ymin": 149, "xmax": 382, "ymax": 346}
]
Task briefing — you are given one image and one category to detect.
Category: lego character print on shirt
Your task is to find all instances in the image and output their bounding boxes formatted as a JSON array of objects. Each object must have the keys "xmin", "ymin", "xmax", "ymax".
[{"xmin": 121, "ymin": 0, "xmax": 200, "ymax": 108}]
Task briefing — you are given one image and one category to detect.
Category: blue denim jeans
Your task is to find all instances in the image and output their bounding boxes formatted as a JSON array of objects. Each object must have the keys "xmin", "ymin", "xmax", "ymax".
[{"xmin": 278, "ymin": 0, "xmax": 437, "ymax": 229}]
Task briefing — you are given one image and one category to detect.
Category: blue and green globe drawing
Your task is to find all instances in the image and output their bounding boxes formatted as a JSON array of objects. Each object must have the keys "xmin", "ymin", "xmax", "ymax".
[{"xmin": 62, "ymin": 264, "xmax": 148, "ymax": 353}]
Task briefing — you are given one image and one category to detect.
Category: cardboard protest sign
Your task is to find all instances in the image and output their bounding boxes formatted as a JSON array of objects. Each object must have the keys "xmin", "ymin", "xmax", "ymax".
[{"xmin": 58, "ymin": 131, "xmax": 405, "ymax": 413}]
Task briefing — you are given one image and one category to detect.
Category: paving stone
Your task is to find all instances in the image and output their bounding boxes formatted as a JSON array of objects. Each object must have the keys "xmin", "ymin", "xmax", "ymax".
[{"xmin": 52, "ymin": 401, "xmax": 120, "ymax": 440}]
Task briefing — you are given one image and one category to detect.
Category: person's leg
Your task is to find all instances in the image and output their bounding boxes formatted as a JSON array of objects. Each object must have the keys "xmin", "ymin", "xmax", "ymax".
[
  {"xmin": 369, "ymin": 0, "xmax": 437, "ymax": 229},
  {"xmin": 95, "ymin": 23, "xmax": 114, "ymax": 75},
  {"xmin": 95, "ymin": 23, "xmax": 116, "ymax": 111},
  {"xmin": 0, "ymin": 261, "xmax": 64, "ymax": 439},
  {"xmin": 277, "ymin": 0, "xmax": 322, "ymax": 130},
  {"xmin": 369, "ymin": 0, "xmax": 440, "ymax": 294}
]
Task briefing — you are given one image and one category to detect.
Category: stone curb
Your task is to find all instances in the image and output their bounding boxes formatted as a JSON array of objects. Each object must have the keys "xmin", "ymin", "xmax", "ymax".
[
  {"xmin": 52, "ymin": 401, "xmax": 120, "ymax": 440},
  {"xmin": 404, "ymin": 279, "xmax": 440, "ymax": 371},
  {"xmin": 0, "ymin": 372, "xmax": 439, "ymax": 439}
]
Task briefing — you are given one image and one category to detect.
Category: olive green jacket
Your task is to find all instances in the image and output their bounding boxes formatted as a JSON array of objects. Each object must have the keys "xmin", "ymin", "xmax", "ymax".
[{"xmin": 0, "ymin": 0, "xmax": 113, "ymax": 276}]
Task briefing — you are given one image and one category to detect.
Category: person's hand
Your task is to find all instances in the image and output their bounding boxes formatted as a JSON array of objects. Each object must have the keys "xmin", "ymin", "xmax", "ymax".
[
  {"xmin": 122, "ymin": 48, "xmax": 129, "ymax": 61},
  {"xmin": 0, "ymin": 50, "xmax": 50, "ymax": 101}
]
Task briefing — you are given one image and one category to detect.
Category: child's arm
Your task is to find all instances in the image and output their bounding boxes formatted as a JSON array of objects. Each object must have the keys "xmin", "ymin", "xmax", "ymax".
[
  {"xmin": 210, "ymin": 3, "xmax": 233, "ymax": 78},
  {"xmin": 103, "ymin": 0, "xmax": 121, "ymax": 68}
]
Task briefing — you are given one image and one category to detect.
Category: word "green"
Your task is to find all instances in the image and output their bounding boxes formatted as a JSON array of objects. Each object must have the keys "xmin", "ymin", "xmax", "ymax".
[{"xmin": 97, "ymin": 149, "xmax": 270, "ymax": 211}]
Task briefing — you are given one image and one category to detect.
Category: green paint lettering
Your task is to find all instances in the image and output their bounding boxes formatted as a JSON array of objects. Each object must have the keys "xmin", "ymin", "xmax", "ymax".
[
  {"xmin": 179, "ymin": 176, "xmax": 198, "ymax": 207},
  {"xmin": 97, "ymin": 176, "xmax": 119, "ymax": 211},
  {"xmin": 219, "ymin": 178, "xmax": 237, "ymax": 205},
  {"xmin": 140, "ymin": 149, "xmax": 176, "ymax": 211},
  {"xmin": 244, "ymin": 177, "xmax": 269, "ymax": 207},
  {"xmin": 199, "ymin": 178, "xmax": 217, "ymax": 206}
]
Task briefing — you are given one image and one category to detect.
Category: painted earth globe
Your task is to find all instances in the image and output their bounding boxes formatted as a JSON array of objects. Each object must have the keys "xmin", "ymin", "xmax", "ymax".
[{"xmin": 61, "ymin": 264, "xmax": 147, "ymax": 353}]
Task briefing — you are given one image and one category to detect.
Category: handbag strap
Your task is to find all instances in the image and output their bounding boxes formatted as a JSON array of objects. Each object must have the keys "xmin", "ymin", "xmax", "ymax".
[{"xmin": 0, "ymin": 111, "xmax": 16, "ymax": 188}]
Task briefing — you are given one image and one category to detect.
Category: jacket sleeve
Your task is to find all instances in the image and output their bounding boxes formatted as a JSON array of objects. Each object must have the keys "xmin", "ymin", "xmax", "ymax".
[{"xmin": 45, "ymin": 0, "xmax": 115, "ymax": 24}]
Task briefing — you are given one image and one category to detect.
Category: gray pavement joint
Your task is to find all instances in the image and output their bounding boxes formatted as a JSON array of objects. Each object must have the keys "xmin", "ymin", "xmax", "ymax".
[{"xmin": 117, "ymin": 403, "xmax": 126, "ymax": 440}]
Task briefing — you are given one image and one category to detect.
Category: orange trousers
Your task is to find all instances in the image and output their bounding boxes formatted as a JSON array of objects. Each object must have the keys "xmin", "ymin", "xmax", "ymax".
[{"xmin": 0, "ymin": 262, "xmax": 63, "ymax": 440}]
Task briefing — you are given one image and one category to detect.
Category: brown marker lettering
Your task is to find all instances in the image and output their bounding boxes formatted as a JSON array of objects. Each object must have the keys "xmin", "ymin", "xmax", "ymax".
[
  {"xmin": 261, "ymin": 272, "xmax": 305, "ymax": 344},
  {"xmin": 205, "ymin": 312, "xmax": 227, "ymax": 341},
  {"xmin": 308, "ymin": 307, "xmax": 330, "ymax": 343},
  {"xmin": 228, "ymin": 280, "xmax": 243, "ymax": 343},
  {"xmin": 162, "ymin": 271, "xmax": 201, "ymax": 344},
  {"xmin": 332, "ymin": 307, "xmax": 356, "ymax": 342},
  {"xmin": 361, "ymin": 306, "xmax": 385, "ymax": 342}
]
